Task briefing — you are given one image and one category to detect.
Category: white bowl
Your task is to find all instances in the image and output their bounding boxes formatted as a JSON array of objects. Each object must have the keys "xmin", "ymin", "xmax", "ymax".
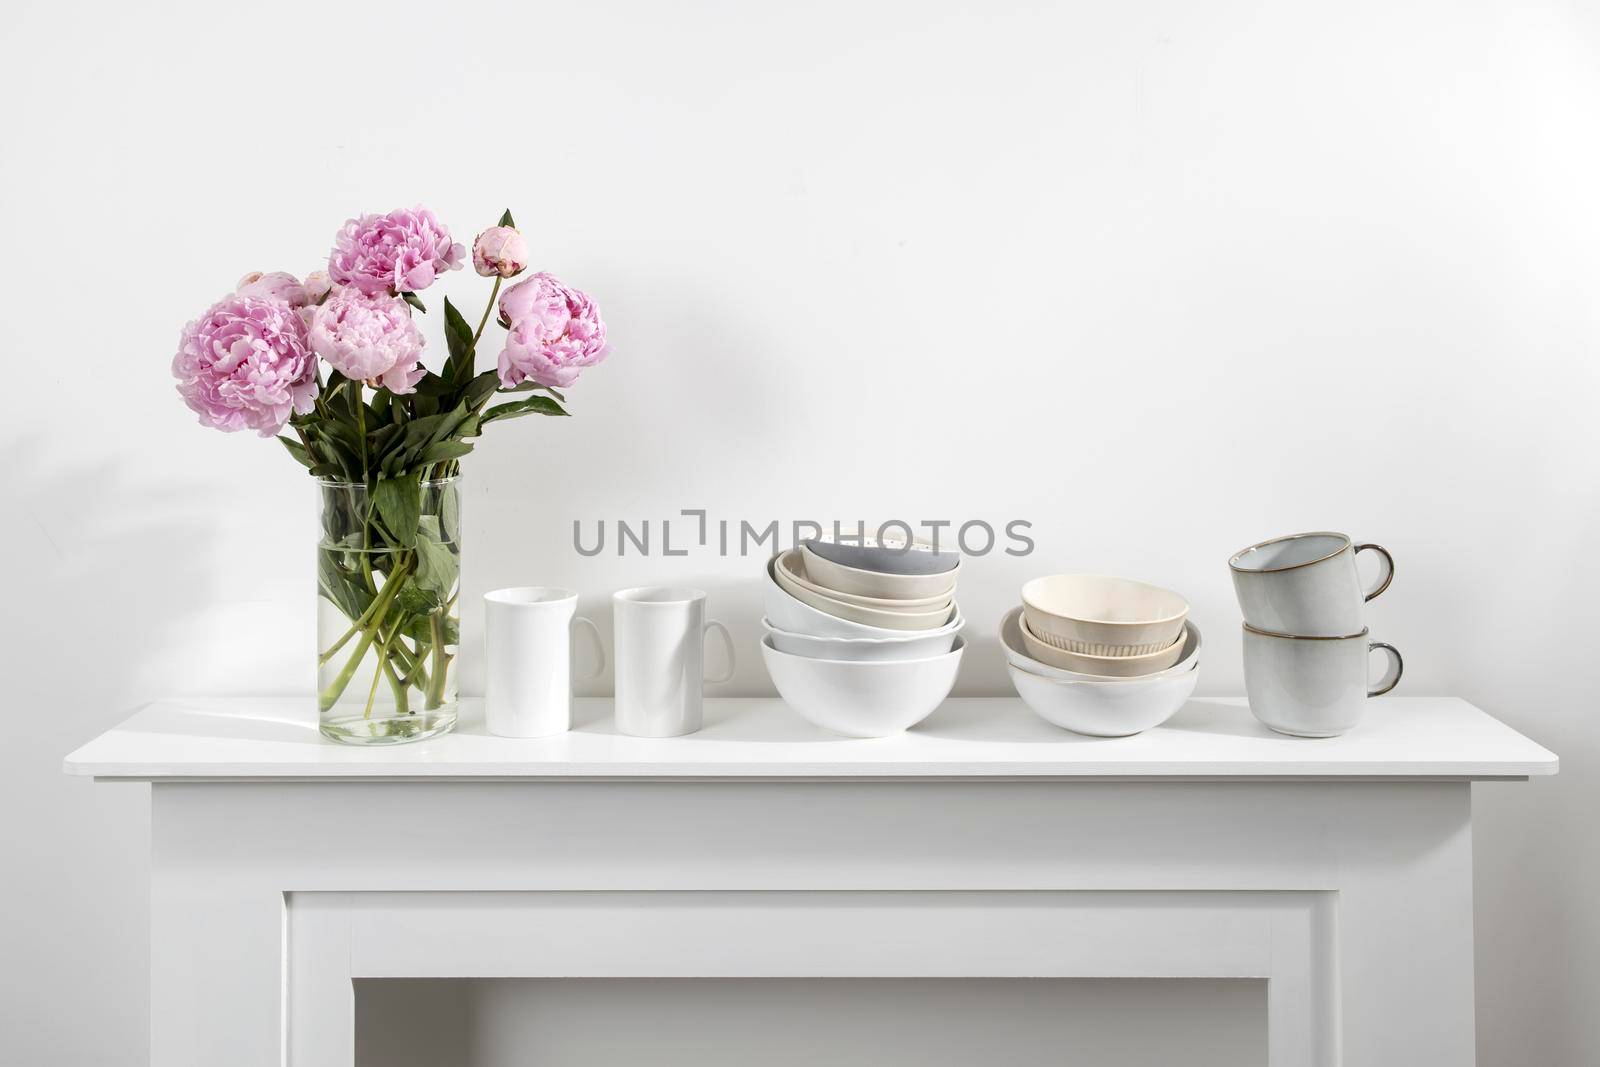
[
  {"xmin": 1007, "ymin": 660, "xmax": 1197, "ymax": 737},
  {"xmin": 1021, "ymin": 574, "xmax": 1189, "ymax": 655},
  {"xmin": 765, "ymin": 558, "xmax": 940, "ymax": 638},
  {"xmin": 1000, "ymin": 606, "xmax": 1201, "ymax": 683},
  {"xmin": 777, "ymin": 549, "xmax": 953, "ymax": 611},
  {"xmin": 761, "ymin": 634, "xmax": 965, "ymax": 737},
  {"xmin": 799, "ymin": 542, "xmax": 960, "ymax": 601},
  {"xmin": 1019, "ymin": 614, "xmax": 1187, "ymax": 677},
  {"xmin": 762, "ymin": 616, "xmax": 964, "ymax": 662},
  {"xmin": 804, "ymin": 537, "xmax": 960, "ymax": 576},
  {"xmin": 772, "ymin": 552, "xmax": 955, "ymax": 631}
]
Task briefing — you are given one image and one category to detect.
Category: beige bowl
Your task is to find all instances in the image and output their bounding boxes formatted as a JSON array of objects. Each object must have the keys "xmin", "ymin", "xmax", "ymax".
[
  {"xmin": 799, "ymin": 542, "xmax": 960, "ymax": 601},
  {"xmin": 1021, "ymin": 574, "xmax": 1189, "ymax": 655},
  {"xmin": 777, "ymin": 549, "xmax": 953, "ymax": 612},
  {"xmin": 1000, "ymin": 607, "xmax": 1202, "ymax": 684},
  {"xmin": 773, "ymin": 551, "xmax": 955, "ymax": 631},
  {"xmin": 1019, "ymin": 613, "xmax": 1187, "ymax": 677}
]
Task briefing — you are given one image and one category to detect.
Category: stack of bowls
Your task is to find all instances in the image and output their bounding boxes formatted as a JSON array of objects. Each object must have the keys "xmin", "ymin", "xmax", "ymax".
[
  {"xmin": 761, "ymin": 540, "xmax": 965, "ymax": 737},
  {"xmin": 1003, "ymin": 575, "xmax": 1199, "ymax": 736}
]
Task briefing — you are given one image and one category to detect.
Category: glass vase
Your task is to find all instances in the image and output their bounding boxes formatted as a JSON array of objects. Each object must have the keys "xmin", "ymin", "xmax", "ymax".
[{"xmin": 316, "ymin": 477, "xmax": 460, "ymax": 744}]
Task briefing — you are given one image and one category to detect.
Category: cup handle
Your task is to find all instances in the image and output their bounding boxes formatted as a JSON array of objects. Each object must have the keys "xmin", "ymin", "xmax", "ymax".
[
  {"xmin": 572, "ymin": 616, "xmax": 606, "ymax": 681},
  {"xmin": 1354, "ymin": 543, "xmax": 1395, "ymax": 602},
  {"xmin": 703, "ymin": 620, "xmax": 736, "ymax": 684},
  {"xmin": 1367, "ymin": 641, "xmax": 1403, "ymax": 697}
]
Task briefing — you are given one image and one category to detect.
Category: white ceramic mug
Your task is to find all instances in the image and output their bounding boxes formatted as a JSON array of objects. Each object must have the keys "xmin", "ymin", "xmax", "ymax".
[
  {"xmin": 1242, "ymin": 624, "xmax": 1403, "ymax": 737},
  {"xmin": 612, "ymin": 587, "xmax": 736, "ymax": 737},
  {"xmin": 1229, "ymin": 531, "xmax": 1394, "ymax": 637},
  {"xmin": 484, "ymin": 587, "xmax": 605, "ymax": 738}
]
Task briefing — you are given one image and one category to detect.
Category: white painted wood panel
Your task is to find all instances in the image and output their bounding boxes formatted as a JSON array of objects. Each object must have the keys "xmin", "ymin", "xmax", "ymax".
[{"xmin": 65, "ymin": 697, "xmax": 1556, "ymax": 781}]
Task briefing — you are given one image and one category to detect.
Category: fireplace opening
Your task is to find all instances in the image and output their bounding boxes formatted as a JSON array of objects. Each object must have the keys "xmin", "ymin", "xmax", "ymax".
[{"xmin": 356, "ymin": 976, "xmax": 1265, "ymax": 1066}]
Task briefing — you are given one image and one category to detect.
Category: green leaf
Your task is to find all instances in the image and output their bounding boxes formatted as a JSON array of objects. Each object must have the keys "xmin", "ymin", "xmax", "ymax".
[
  {"xmin": 368, "ymin": 423, "xmax": 402, "ymax": 460},
  {"xmin": 443, "ymin": 297, "xmax": 477, "ymax": 389},
  {"xmin": 278, "ymin": 436, "xmax": 314, "ymax": 469},
  {"xmin": 441, "ymin": 488, "xmax": 461, "ymax": 544},
  {"xmin": 413, "ymin": 549, "xmax": 459, "ymax": 603},
  {"xmin": 403, "ymin": 611, "xmax": 459, "ymax": 648},
  {"xmin": 373, "ymin": 472, "xmax": 422, "ymax": 547},
  {"xmin": 418, "ymin": 440, "xmax": 474, "ymax": 464},
  {"xmin": 480, "ymin": 396, "xmax": 569, "ymax": 424},
  {"xmin": 317, "ymin": 548, "xmax": 375, "ymax": 622},
  {"xmin": 412, "ymin": 372, "xmax": 455, "ymax": 397},
  {"xmin": 498, "ymin": 208, "xmax": 515, "ymax": 228},
  {"xmin": 393, "ymin": 583, "xmax": 442, "ymax": 620},
  {"xmin": 401, "ymin": 291, "xmax": 427, "ymax": 313},
  {"xmin": 464, "ymin": 370, "xmax": 499, "ymax": 410},
  {"xmin": 499, "ymin": 381, "xmax": 566, "ymax": 402}
]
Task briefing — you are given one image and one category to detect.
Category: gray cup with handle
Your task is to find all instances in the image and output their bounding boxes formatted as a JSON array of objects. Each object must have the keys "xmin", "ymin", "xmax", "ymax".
[{"xmin": 1229, "ymin": 532, "xmax": 1394, "ymax": 638}]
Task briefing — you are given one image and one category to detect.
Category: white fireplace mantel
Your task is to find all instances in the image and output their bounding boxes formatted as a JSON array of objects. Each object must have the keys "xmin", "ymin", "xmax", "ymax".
[{"xmin": 66, "ymin": 696, "xmax": 1556, "ymax": 1066}]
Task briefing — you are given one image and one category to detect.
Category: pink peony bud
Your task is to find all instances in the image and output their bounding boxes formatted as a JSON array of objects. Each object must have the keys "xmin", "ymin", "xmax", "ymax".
[
  {"xmin": 302, "ymin": 270, "xmax": 333, "ymax": 304},
  {"xmin": 236, "ymin": 271, "xmax": 310, "ymax": 307},
  {"xmin": 472, "ymin": 226, "xmax": 529, "ymax": 278}
]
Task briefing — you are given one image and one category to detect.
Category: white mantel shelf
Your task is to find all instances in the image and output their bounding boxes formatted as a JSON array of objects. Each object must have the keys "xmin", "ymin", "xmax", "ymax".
[
  {"xmin": 64, "ymin": 695, "xmax": 1555, "ymax": 782},
  {"xmin": 76, "ymin": 695, "xmax": 1557, "ymax": 1065}
]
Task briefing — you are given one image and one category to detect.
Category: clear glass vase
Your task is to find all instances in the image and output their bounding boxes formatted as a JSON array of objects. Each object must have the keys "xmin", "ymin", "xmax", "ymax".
[{"xmin": 316, "ymin": 478, "xmax": 460, "ymax": 744}]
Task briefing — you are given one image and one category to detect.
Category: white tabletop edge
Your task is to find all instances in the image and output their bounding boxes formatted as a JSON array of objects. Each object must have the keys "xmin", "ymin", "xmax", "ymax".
[{"xmin": 62, "ymin": 696, "xmax": 1558, "ymax": 783}]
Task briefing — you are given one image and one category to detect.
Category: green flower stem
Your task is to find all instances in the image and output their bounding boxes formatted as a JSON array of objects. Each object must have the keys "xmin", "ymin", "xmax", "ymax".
[
  {"xmin": 318, "ymin": 556, "xmax": 413, "ymax": 711},
  {"xmin": 360, "ymin": 619, "xmax": 397, "ymax": 720},
  {"xmin": 318, "ymin": 572, "xmax": 398, "ymax": 665},
  {"xmin": 383, "ymin": 655, "xmax": 411, "ymax": 714},
  {"xmin": 424, "ymin": 613, "xmax": 450, "ymax": 710},
  {"xmin": 473, "ymin": 276, "xmax": 503, "ymax": 344}
]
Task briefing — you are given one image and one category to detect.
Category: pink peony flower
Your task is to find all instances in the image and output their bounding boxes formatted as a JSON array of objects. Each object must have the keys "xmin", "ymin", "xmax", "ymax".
[
  {"xmin": 236, "ymin": 270, "xmax": 310, "ymax": 306},
  {"xmin": 309, "ymin": 289, "xmax": 426, "ymax": 394},
  {"xmin": 173, "ymin": 294, "xmax": 318, "ymax": 436},
  {"xmin": 328, "ymin": 206, "xmax": 465, "ymax": 295},
  {"xmin": 472, "ymin": 226, "xmax": 529, "ymax": 278},
  {"xmin": 496, "ymin": 273, "xmax": 610, "ymax": 388}
]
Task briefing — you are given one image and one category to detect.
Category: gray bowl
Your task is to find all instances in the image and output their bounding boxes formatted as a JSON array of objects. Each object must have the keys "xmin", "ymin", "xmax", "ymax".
[{"xmin": 803, "ymin": 538, "xmax": 960, "ymax": 576}]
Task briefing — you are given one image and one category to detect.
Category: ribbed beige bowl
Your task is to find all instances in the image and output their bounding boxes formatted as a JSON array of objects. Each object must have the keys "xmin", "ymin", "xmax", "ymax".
[
  {"xmin": 1019, "ymin": 613, "xmax": 1187, "ymax": 677},
  {"xmin": 1021, "ymin": 574, "xmax": 1189, "ymax": 655}
]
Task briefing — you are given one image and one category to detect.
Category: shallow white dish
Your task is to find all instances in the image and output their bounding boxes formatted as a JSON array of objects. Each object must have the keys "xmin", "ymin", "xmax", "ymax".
[
  {"xmin": 1007, "ymin": 659, "xmax": 1197, "ymax": 737},
  {"xmin": 772, "ymin": 552, "xmax": 955, "ymax": 631},
  {"xmin": 777, "ymin": 549, "xmax": 953, "ymax": 611},
  {"xmin": 761, "ymin": 634, "xmax": 965, "ymax": 738},
  {"xmin": 765, "ymin": 558, "xmax": 942, "ymax": 638},
  {"xmin": 1000, "ymin": 607, "xmax": 1201, "ymax": 683},
  {"xmin": 799, "ymin": 542, "xmax": 960, "ymax": 601},
  {"xmin": 803, "ymin": 538, "xmax": 960, "ymax": 576},
  {"xmin": 762, "ymin": 616, "xmax": 964, "ymax": 662},
  {"xmin": 1021, "ymin": 574, "xmax": 1189, "ymax": 655},
  {"xmin": 1019, "ymin": 615, "xmax": 1187, "ymax": 677}
]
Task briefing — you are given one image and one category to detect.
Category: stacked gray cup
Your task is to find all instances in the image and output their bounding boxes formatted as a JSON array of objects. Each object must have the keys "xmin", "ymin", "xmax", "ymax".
[{"xmin": 1229, "ymin": 532, "xmax": 1402, "ymax": 737}]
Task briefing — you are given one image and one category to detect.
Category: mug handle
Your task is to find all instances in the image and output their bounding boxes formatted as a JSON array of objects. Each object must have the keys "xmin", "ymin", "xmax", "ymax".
[
  {"xmin": 572, "ymin": 616, "xmax": 606, "ymax": 681},
  {"xmin": 1367, "ymin": 641, "xmax": 1404, "ymax": 697},
  {"xmin": 1354, "ymin": 543, "xmax": 1395, "ymax": 602},
  {"xmin": 703, "ymin": 620, "xmax": 736, "ymax": 684}
]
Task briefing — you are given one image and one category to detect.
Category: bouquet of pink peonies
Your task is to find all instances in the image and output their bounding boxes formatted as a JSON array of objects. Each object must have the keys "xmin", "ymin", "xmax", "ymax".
[{"xmin": 172, "ymin": 206, "xmax": 610, "ymax": 744}]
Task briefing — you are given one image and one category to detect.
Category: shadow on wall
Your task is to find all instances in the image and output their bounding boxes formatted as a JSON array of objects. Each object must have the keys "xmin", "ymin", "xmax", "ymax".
[{"xmin": 3, "ymin": 437, "xmax": 223, "ymax": 1062}]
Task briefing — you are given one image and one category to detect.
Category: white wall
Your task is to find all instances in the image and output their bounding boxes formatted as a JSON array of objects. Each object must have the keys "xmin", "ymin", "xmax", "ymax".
[{"xmin": 1, "ymin": 0, "xmax": 1596, "ymax": 1063}]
